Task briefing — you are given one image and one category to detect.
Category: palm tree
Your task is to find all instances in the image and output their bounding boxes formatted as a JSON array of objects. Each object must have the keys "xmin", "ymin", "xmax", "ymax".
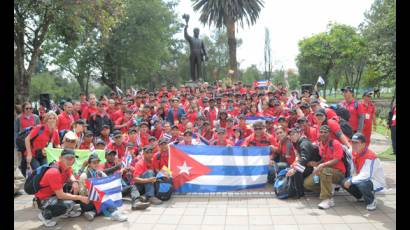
[{"xmin": 192, "ymin": 0, "xmax": 264, "ymax": 80}]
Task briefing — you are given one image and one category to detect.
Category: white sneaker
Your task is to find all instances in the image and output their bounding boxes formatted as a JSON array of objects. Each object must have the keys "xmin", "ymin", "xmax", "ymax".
[
  {"xmin": 38, "ymin": 213, "xmax": 57, "ymax": 227},
  {"xmin": 84, "ymin": 211, "xmax": 96, "ymax": 221},
  {"xmin": 366, "ymin": 199, "xmax": 377, "ymax": 211},
  {"xmin": 110, "ymin": 210, "xmax": 127, "ymax": 222},
  {"xmin": 318, "ymin": 198, "xmax": 335, "ymax": 209},
  {"xmin": 60, "ymin": 210, "xmax": 82, "ymax": 218}
]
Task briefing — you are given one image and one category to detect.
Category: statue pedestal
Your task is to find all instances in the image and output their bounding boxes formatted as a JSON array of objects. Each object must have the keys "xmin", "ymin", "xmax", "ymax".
[{"xmin": 185, "ymin": 79, "xmax": 203, "ymax": 88}]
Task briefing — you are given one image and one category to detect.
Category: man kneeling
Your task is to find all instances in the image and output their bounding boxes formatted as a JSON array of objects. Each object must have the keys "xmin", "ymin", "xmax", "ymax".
[
  {"xmin": 303, "ymin": 125, "xmax": 346, "ymax": 209},
  {"xmin": 132, "ymin": 145, "xmax": 163, "ymax": 205},
  {"xmin": 34, "ymin": 149, "xmax": 89, "ymax": 227},
  {"xmin": 341, "ymin": 133, "xmax": 386, "ymax": 211}
]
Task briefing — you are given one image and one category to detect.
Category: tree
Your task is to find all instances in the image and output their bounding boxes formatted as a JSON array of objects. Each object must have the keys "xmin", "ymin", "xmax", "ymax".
[
  {"xmin": 192, "ymin": 0, "xmax": 264, "ymax": 80},
  {"xmin": 264, "ymin": 27, "xmax": 272, "ymax": 79},
  {"xmin": 296, "ymin": 32, "xmax": 335, "ymax": 98},
  {"xmin": 242, "ymin": 65, "xmax": 261, "ymax": 84},
  {"xmin": 360, "ymin": 0, "xmax": 395, "ymax": 90}
]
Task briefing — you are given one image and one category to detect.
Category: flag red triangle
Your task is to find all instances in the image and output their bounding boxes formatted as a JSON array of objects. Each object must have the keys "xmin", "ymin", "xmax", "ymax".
[{"xmin": 169, "ymin": 145, "xmax": 211, "ymax": 189}]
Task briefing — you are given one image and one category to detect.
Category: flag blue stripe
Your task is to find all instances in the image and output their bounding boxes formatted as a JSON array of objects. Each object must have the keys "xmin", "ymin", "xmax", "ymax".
[
  {"xmin": 175, "ymin": 145, "xmax": 271, "ymax": 156},
  {"xmin": 206, "ymin": 165, "xmax": 269, "ymax": 176},
  {"xmin": 90, "ymin": 173, "xmax": 121, "ymax": 185},
  {"xmin": 245, "ymin": 116, "xmax": 276, "ymax": 121},
  {"xmin": 176, "ymin": 183, "xmax": 266, "ymax": 193}
]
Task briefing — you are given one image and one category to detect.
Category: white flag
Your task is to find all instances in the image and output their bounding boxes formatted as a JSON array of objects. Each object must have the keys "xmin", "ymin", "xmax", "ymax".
[
  {"xmin": 317, "ymin": 76, "xmax": 325, "ymax": 85},
  {"xmin": 116, "ymin": 86, "xmax": 124, "ymax": 95},
  {"xmin": 131, "ymin": 87, "xmax": 138, "ymax": 96}
]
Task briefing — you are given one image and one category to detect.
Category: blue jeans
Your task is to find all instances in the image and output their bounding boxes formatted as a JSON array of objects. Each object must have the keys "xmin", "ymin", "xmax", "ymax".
[
  {"xmin": 343, "ymin": 179, "xmax": 374, "ymax": 205},
  {"xmin": 136, "ymin": 170, "xmax": 155, "ymax": 198}
]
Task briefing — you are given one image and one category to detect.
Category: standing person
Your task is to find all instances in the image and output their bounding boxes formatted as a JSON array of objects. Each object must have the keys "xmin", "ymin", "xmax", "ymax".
[
  {"xmin": 388, "ymin": 97, "xmax": 396, "ymax": 155},
  {"xmin": 88, "ymin": 101, "xmax": 113, "ymax": 137},
  {"xmin": 72, "ymin": 101, "xmax": 82, "ymax": 122},
  {"xmin": 341, "ymin": 133, "xmax": 386, "ymax": 211},
  {"xmin": 34, "ymin": 148, "xmax": 89, "ymax": 227},
  {"xmin": 22, "ymin": 112, "xmax": 61, "ymax": 176},
  {"xmin": 166, "ymin": 97, "xmax": 186, "ymax": 126},
  {"xmin": 15, "ymin": 101, "xmax": 41, "ymax": 134},
  {"xmin": 81, "ymin": 94, "xmax": 98, "ymax": 121},
  {"xmin": 303, "ymin": 125, "xmax": 346, "ymax": 209},
  {"xmin": 340, "ymin": 86, "xmax": 365, "ymax": 134},
  {"xmin": 360, "ymin": 91, "xmax": 377, "ymax": 147},
  {"xmin": 57, "ymin": 102, "xmax": 75, "ymax": 133}
]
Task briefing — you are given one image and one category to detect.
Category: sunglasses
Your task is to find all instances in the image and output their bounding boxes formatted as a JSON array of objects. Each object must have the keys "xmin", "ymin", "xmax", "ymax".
[
  {"xmin": 65, "ymin": 139, "xmax": 76, "ymax": 143},
  {"xmin": 254, "ymin": 128, "xmax": 263, "ymax": 131},
  {"xmin": 25, "ymin": 107, "xmax": 33, "ymax": 110},
  {"xmin": 319, "ymin": 131, "xmax": 329, "ymax": 134}
]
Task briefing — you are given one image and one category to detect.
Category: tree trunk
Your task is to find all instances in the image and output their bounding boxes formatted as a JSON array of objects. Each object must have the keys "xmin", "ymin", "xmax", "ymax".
[{"xmin": 225, "ymin": 17, "xmax": 237, "ymax": 81}]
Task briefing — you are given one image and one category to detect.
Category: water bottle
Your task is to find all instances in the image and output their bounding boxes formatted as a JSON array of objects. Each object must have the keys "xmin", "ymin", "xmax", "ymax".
[{"xmin": 313, "ymin": 175, "xmax": 320, "ymax": 184}]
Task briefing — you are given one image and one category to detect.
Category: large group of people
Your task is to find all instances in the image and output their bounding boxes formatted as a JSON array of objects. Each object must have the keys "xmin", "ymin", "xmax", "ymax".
[{"xmin": 13, "ymin": 80, "xmax": 392, "ymax": 227}]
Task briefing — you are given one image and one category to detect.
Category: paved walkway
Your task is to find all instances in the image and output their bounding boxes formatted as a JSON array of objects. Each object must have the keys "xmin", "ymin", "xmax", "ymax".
[{"xmin": 14, "ymin": 133, "xmax": 396, "ymax": 230}]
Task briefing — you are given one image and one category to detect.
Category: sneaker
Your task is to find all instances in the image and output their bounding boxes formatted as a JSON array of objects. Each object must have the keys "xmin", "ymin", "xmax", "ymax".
[
  {"xmin": 139, "ymin": 195, "xmax": 149, "ymax": 203},
  {"xmin": 149, "ymin": 196, "xmax": 163, "ymax": 205},
  {"xmin": 131, "ymin": 200, "xmax": 150, "ymax": 210},
  {"xmin": 60, "ymin": 210, "xmax": 82, "ymax": 218},
  {"xmin": 84, "ymin": 211, "xmax": 96, "ymax": 221},
  {"xmin": 38, "ymin": 213, "xmax": 57, "ymax": 227},
  {"xmin": 366, "ymin": 199, "xmax": 377, "ymax": 211},
  {"xmin": 110, "ymin": 210, "xmax": 128, "ymax": 222},
  {"xmin": 318, "ymin": 198, "xmax": 335, "ymax": 209}
]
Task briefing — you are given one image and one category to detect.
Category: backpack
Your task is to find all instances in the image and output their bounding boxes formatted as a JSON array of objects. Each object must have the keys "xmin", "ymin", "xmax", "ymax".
[
  {"xmin": 16, "ymin": 125, "xmax": 46, "ymax": 152},
  {"xmin": 330, "ymin": 101, "xmax": 358, "ymax": 122},
  {"xmin": 154, "ymin": 177, "xmax": 173, "ymax": 201},
  {"xmin": 24, "ymin": 162, "xmax": 59, "ymax": 195},
  {"xmin": 328, "ymin": 140, "xmax": 355, "ymax": 178},
  {"xmin": 338, "ymin": 118, "xmax": 354, "ymax": 139},
  {"xmin": 274, "ymin": 169, "xmax": 291, "ymax": 199}
]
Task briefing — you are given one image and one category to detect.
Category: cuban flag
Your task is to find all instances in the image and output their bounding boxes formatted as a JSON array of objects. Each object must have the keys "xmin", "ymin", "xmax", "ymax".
[
  {"xmin": 169, "ymin": 145, "xmax": 271, "ymax": 192},
  {"xmin": 192, "ymin": 133, "xmax": 209, "ymax": 145},
  {"xmin": 245, "ymin": 116, "xmax": 276, "ymax": 127},
  {"xmin": 122, "ymin": 152, "xmax": 133, "ymax": 168},
  {"xmin": 254, "ymin": 80, "xmax": 270, "ymax": 88},
  {"xmin": 317, "ymin": 76, "xmax": 325, "ymax": 85},
  {"xmin": 84, "ymin": 173, "xmax": 123, "ymax": 213}
]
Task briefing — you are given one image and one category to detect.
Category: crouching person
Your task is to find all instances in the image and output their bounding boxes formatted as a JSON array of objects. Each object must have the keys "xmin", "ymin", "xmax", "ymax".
[
  {"xmin": 341, "ymin": 133, "xmax": 386, "ymax": 211},
  {"xmin": 34, "ymin": 148, "xmax": 89, "ymax": 227},
  {"xmin": 303, "ymin": 125, "xmax": 346, "ymax": 209},
  {"xmin": 132, "ymin": 145, "xmax": 163, "ymax": 205},
  {"xmin": 78, "ymin": 153, "xmax": 127, "ymax": 222}
]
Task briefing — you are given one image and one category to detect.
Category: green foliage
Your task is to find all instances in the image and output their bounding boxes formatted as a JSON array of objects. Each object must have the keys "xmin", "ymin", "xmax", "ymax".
[
  {"xmin": 30, "ymin": 72, "xmax": 81, "ymax": 102},
  {"xmin": 242, "ymin": 65, "xmax": 261, "ymax": 84},
  {"xmin": 361, "ymin": 0, "xmax": 396, "ymax": 88}
]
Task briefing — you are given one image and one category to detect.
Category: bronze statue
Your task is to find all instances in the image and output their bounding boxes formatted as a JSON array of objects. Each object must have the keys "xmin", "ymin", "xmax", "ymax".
[{"xmin": 183, "ymin": 14, "xmax": 207, "ymax": 82}]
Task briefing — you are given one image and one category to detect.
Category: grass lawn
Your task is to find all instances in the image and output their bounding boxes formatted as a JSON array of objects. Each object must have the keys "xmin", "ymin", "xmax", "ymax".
[
  {"xmin": 323, "ymin": 93, "xmax": 394, "ymax": 104},
  {"xmin": 378, "ymin": 146, "xmax": 396, "ymax": 161}
]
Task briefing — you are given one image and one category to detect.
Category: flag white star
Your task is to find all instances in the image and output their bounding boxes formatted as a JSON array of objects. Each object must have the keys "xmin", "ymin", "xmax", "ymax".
[{"xmin": 177, "ymin": 161, "xmax": 192, "ymax": 175}]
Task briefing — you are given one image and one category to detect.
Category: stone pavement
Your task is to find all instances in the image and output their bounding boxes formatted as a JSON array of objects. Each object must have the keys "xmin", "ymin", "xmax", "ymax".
[{"xmin": 14, "ymin": 132, "xmax": 396, "ymax": 230}]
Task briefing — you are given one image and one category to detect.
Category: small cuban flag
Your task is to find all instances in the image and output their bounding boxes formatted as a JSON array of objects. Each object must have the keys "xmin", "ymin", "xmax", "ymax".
[
  {"xmin": 116, "ymin": 86, "xmax": 124, "ymax": 95},
  {"xmin": 255, "ymin": 80, "xmax": 270, "ymax": 88},
  {"xmin": 317, "ymin": 76, "xmax": 325, "ymax": 85}
]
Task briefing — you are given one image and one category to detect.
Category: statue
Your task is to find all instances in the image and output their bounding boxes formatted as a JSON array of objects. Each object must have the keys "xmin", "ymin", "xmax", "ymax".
[{"xmin": 183, "ymin": 14, "xmax": 208, "ymax": 82}]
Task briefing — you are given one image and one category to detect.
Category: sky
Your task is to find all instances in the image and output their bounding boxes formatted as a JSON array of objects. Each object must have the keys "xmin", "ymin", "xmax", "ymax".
[{"xmin": 174, "ymin": 0, "xmax": 375, "ymax": 72}]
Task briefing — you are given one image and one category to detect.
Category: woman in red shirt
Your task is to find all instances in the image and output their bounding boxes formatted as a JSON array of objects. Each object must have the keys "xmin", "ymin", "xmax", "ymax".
[
  {"xmin": 15, "ymin": 102, "xmax": 41, "ymax": 134},
  {"xmin": 23, "ymin": 111, "xmax": 61, "ymax": 175}
]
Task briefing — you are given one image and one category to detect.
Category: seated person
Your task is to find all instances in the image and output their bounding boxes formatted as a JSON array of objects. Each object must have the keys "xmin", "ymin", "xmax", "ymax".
[
  {"xmin": 79, "ymin": 130, "xmax": 94, "ymax": 150},
  {"xmin": 178, "ymin": 130, "xmax": 194, "ymax": 145},
  {"xmin": 341, "ymin": 133, "xmax": 386, "ymax": 211},
  {"xmin": 34, "ymin": 148, "xmax": 89, "ymax": 227},
  {"xmin": 62, "ymin": 131, "xmax": 78, "ymax": 149},
  {"xmin": 94, "ymin": 138, "xmax": 106, "ymax": 150},
  {"xmin": 78, "ymin": 154, "xmax": 127, "ymax": 221},
  {"xmin": 303, "ymin": 125, "xmax": 346, "ymax": 209},
  {"xmin": 152, "ymin": 138, "xmax": 169, "ymax": 173},
  {"xmin": 132, "ymin": 145, "xmax": 163, "ymax": 205}
]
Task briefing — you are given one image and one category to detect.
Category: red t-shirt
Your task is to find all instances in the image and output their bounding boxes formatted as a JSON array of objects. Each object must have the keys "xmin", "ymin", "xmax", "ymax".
[
  {"xmin": 132, "ymin": 160, "xmax": 154, "ymax": 183},
  {"xmin": 35, "ymin": 161, "xmax": 73, "ymax": 200},
  {"xmin": 106, "ymin": 142, "xmax": 127, "ymax": 159},
  {"xmin": 278, "ymin": 139, "xmax": 296, "ymax": 165},
  {"xmin": 341, "ymin": 99, "xmax": 364, "ymax": 131},
  {"xmin": 361, "ymin": 101, "xmax": 376, "ymax": 128},
  {"xmin": 79, "ymin": 141, "xmax": 92, "ymax": 150},
  {"xmin": 82, "ymin": 105, "xmax": 98, "ymax": 120},
  {"xmin": 19, "ymin": 115, "xmax": 37, "ymax": 130},
  {"xmin": 242, "ymin": 133, "xmax": 278, "ymax": 147},
  {"xmin": 111, "ymin": 110, "xmax": 124, "ymax": 123},
  {"xmin": 319, "ymin": 139, "xmax": 346, "ymax": 174},
  {"xmin": 57, "ymin": 112, "xmax": 74, "ymax": 132},
  {"xmin": 25, "ymin": 125, "xmax": 60, "ymax": 157},
  {"xmin": 152, "ymin": 150, "xmax": 168, "ymax": 171}
]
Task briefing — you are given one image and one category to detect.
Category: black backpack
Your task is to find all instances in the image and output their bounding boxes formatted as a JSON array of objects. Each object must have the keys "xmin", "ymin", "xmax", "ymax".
[
  {"xmin": 24, "ymin": 162, "xmax": 59, "ymax": 195},
  {"xmin": 338, "ymin": 118, "xmax": 354, "ymax": 139},
  {"xmin": 154, "ymin": 154, "xmax": 173, "ymax": 201},
  {"xmin": 16, "ymin": 126, "xmax": 46, "ymax": 152},
  {"xmin": 328, "ymin": 140, "xmax": 354, "ymax": 178}
]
